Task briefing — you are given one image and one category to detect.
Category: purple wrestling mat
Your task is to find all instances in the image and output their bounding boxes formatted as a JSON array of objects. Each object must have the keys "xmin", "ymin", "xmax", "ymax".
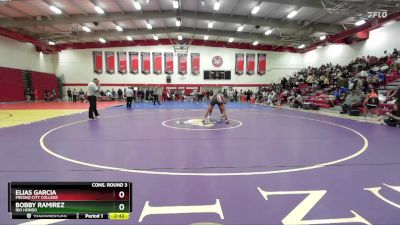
[{"xmin": 1, "ymin": 102, "xmax": 400, "ymax": 225}]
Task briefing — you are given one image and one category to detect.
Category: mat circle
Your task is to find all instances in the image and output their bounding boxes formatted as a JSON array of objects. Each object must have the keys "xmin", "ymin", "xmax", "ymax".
[{"xmin": 40, "ymin": 110, "xmax": 368, "ymax": 176}]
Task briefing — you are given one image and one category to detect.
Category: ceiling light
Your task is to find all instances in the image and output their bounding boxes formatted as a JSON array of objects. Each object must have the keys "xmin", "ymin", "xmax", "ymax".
[
  {"xmin": 213, "ymin": 0, "xmax": 220, "ymax": 11},
  {"xmin": 115, "ymin": 25, "xmax": 123, "ymax": 32},
  {"xmin": 49, "ymin": 5, "xmax": 62, "ymax": 14},
  {"xmin": 204, "ymin": 35, "xmax": 209, "ymax": 40},
  {"xmin": 173, "ymin": 0, "xmax": 179, "ymax": 9},
  {"xmin": 153, "ymin": 35, "xmax": 158, "ymax": 40},
  {"xmin": 48, "ymin": 41, "xmax": 55, "ymax": 45},
  {"xmin": 176, "ymin": 18, "xmax": 181, "ymax": 27},
  {"xmin": 237, "ymin": 25, "xmax": 244, "ymax": 32},
  {"xmin": 208, "ymin": 21, "xmax": 214, "ymax": 29},
  {"xmin": 126, "ymin": 36, "xmax": 133, "ymax": 41},
  {"xmin": 146, "ymin": 21, "xmax": 152, "ymax": 29},
  {"xmin": 178, "ymin": 35, "xmax": 183, "ymax": 40},
  {"xmin": 201, "ymin": 0, "xmax": 205, "ymax": 6},
  {"xmin": 94, "ymin": 6, "xmax": 104, "ymax": 14},
  {"xmin": 319, "ymin": 35, "xmax": 326, "ymax": 40},
  {"xmin": 228, "ymin": 37, "xmax": 234, "ymax": 42},
  {"xmin": 264, "ymin": 29, "xmax": 272, "ymax": 35},
  {"xmin": 133, "ymin": 0, "xmax": 141, "ymax": 10},
  {"xmin": 355, "ymin": 19, "xmax": 366, "ymax": 26},
  {"xmin": 287, "ymin": 10, "xmax": 298, "ymax": 19},
  {"xmin": 99, "ymin": 38, "xmax": 106, "ymax": 43},
  {"xmin": 251, "ymin": 6, "xmax": 260, "ymax": 15},
  {"xmin": 252, "ymin": 41, "xmax": 259, "ymax": 46},
  {"xmin": 298, "ymin": 44, "xmax": 305, "ymax": 49},
  {"xmin": 82, "ymin": 26, "xmax": 91, "ymax": 32}
]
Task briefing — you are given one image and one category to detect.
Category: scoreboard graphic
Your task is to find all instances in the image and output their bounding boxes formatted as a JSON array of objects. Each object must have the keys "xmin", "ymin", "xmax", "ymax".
[{"xmin": 8, "ymin": 182, "xmax": 132, "ymax": 220}]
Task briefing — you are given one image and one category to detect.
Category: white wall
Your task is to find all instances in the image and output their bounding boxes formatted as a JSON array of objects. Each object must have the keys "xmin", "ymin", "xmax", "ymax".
[
  {"xmin": 57, "ymin": 45, "xmax": 303, "ymax": 87},
  {"xmin": 0, "ymin": 36, "xmax": 56, "ymax": 73},
  {"xmin": 304, "ymin": 20, "xmax": 400, "ymax": 66}
]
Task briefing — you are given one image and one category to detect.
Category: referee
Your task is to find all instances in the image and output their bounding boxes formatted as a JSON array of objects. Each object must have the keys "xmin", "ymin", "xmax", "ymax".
[{"xmin": 87, "ymin": 78, "xmax": 100, "ymax": 119}]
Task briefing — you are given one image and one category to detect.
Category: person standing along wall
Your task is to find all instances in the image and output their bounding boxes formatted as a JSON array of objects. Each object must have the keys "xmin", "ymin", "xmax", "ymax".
[
  {"xmin": 67, "ymin": 88, "xmax": 72, "ymax": 102},
  {"xmin": 72, "ymin": 89, "xmax": 78, "ymax": 102},
  {"xmin": 153, "ymin": 88, "xmax": 161, "ymax": 105},
  {"xmin": 87, "ymin": 78, "xmax": 100, "ymax": 119},
  {"xmin": 125, "ymin": 87, "xmax": 134, "ymax": 109}
]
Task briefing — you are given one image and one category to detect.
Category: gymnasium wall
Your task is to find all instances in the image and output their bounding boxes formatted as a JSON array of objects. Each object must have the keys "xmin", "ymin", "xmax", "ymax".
[
  {"xmin": 0, "ymin": 67, "xmax": 25, "ymax": 102},
  {"xmin": 304, "ymin": 20, "xmax": 400, "ymax": 66},
  {"xmin": 57, "ymin": 45, "xmax": 303, "ymax": 89},
  {"xmin": 0, "ymin": 36, "xmax": 56, "ymax": 73}
]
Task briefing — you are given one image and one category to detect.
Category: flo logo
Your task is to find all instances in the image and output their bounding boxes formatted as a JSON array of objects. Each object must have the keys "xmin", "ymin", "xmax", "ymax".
[
  {"xmin": 367, "ymin": 10, "xmax": 388, "ymax": 19},
  {"xmin": 183, "ymin": 119, "xmax": 215, "ymax": 128},
  {"xmin": 163, "ymin": 117, "xmax": 242, "ymax": 130}
]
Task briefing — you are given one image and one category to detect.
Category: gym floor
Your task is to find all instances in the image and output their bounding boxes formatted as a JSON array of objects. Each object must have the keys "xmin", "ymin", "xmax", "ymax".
[{"xmin": 1, "ymin": 101, "xmax": 400, "ymax": 225}]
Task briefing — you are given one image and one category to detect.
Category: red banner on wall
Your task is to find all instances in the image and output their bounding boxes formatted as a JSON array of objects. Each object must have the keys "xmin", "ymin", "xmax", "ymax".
[
  {"xmin": 257, "ymin": 53, "xmax": 267, "ymax": 75},
  {"xmin": 129, "ymin": 52, "xmax": 138, "ymax": 74},
  {"xmin": 246, "ymin": 53, "xmax": 255, "ymax": 75},
  {"xmin": 153, "ymin": 52, "xmax": 162, "ymax": 75},
  {"xmin": 235, "ymin": 53, "xmax": 244, "ymax": 75},
  {"xmin": 93, "ymin": 51, "xmax": 103, "ymax": 74},
  {"xmin": 118, "ymin": 52, "xmax": 127, "ymax": 74},
  {"xmin": 105, "ymin": 51, "xmax": 115, "ymax": 74},
  {"xmin": 141, "ymin": 52, "xmax": 150, "ymax": 74},
  {"xmin": 178, "ymin": 53, "xmax": 187, "ymax": 75},
  {"xmin": 164, "ymin": 52, "xmax": 173, "ymax": 74},
  {"xmin": 191, "ymin": 53, "xmax": 200, "ymax": 75}
]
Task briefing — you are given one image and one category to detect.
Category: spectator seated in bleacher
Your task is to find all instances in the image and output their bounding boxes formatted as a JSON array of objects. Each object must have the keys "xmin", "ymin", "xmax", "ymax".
[
  {"xmin": 364, "ymin": 87, "xmax": 379, "ymax": 117},
  {"xmin": 340, "ymin": 90, "xmax": 364, "ymax": 114},
  {"xmin": 44, "ymin": 90, "xmax": 54, "ymax": 102},
  {"xmin": 266, "ymin": 91, "xmax": 277, "ymax": 106},
  {"xmin": 383, "ymin": 104, "xmax": 400, "ymax": 127},
  {"xmin": 290, "ymin": 94, "xmax": 303, "ymax": 108}
]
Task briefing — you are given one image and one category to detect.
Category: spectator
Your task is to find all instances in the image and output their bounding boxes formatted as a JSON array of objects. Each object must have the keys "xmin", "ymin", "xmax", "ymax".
[
  {"xmin": 383, "ymin": 104, "xmax": 400, "ymax": 127},
  {"xmin": 67, "ymin": 88, "xmax": 72, "ymax": 102},
  {"xmin": 306, "ymin": 74, "xmax": 315, "ymax": 86},
  {"xmin": 340, "ymin": 91, "xmax": 363, "ymax": 114},
  {"xmin": 117, "ymin": 89, "xmax": 123, "ymax": 101},
  {"xmin": 25, "ymin": 88, "xmax": 31, "ymax": 102},
  {"xmin": 111, "ymin": 89, "xmax": 116, "ymax": 100},
  {"xmin": 72, "ymin": 89, "xmax": 78, "ymax": 102},
  {"xmin": 79, "ymin": 89, "xmax": 85, "ymax": 102},
  {"xmin": 153, "ymin": 88, "xmax": 161, "ymax": 105},
  {"xmin": 52, "ymin": 89, "xmax": 56, "ymax": 100},
  {"xmin": 364, "ymin": 86, "xmax": 379, "ymax": 117},
  {"xmin": 125, "ymin": 87, "xmax": 134, "ymax": 109}
]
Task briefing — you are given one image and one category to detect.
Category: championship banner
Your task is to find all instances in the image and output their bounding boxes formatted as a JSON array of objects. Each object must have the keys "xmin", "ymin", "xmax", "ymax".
[
  {"xmin": 141, "ymin": 52, "xmax": 150, "ymax": 74},
  {"xmin": 117, "ymin": 52, "xmax": 127, "ymax": 74},
  {"xmin": 129, "ymin": 52, "xmax": 139, "ymax": 74},
  {"xmin": 235, "ymin": 53, "xmax": 244, "ymax": 75},
  {"xmin": 191, "ymin": 53, "xmax": 200, "ymax": 75},
  {"xmin": 164, "ymin": 52, "xmax": 173, "ymax": 74},
  {"xmin": 153, "ymin": 52, "xmax": 162, "ymax": 75},
  {"xmin": 178, "ymin": 53, "xmax": 187, "ymax": 75},
  {"xmin": 92, "ymin": 51, "xmax": 103, "ymax": 74},
  {"xmin": 257, "ymin": 53, "xmax": 267, "ymax": 75},
  {"xmin": 246, "ymin": 53, "xmax": 255, "ymax": 75},
  {"xmin": 105, "ymin": 51, "xmax": 115, "ymax": 74}
]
